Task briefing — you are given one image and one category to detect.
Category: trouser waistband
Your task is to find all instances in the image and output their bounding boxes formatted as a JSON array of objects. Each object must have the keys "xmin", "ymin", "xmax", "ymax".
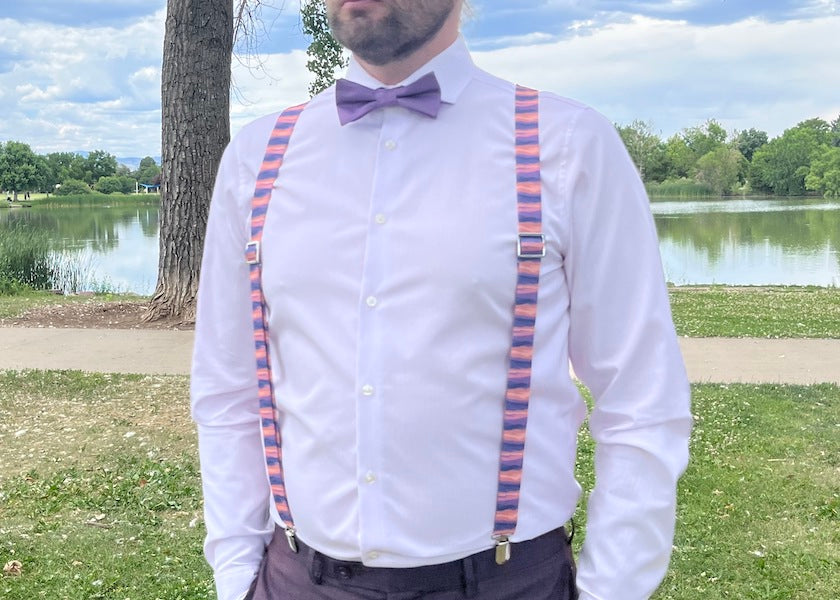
[{"xmin": 284, "ymin": 527, "xmax": 572, "ymax": 596}]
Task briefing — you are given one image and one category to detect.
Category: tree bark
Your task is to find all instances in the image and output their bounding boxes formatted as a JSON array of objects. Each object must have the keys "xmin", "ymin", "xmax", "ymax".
[{"xmin": 146, "ymin": 0, "xmax": 233, "ymax": 323}]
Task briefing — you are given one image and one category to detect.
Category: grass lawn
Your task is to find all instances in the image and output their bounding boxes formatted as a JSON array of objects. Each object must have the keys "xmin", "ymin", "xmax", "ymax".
[
  {"xmin": 0, "ymin": 372, "xmax": 837, "ymax": 599},
  {"xmin": 669, "ymin": 286, "xmax": 840, "ymax": 338},
  {"xmin": 2, "ymin": 286, "xmax": 840, "ymax": 338}
]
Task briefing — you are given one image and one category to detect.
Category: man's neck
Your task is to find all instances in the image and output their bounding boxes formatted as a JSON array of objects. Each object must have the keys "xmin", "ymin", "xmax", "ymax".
[{"xmin": 355, "ymin": 16, "xmax": 460, "ymax": 85}]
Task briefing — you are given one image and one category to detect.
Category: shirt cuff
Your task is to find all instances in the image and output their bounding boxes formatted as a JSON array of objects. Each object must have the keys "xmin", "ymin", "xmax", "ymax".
[{"xmin": 215, "ymin": 567, "xmax": 258, "ymax": 600}]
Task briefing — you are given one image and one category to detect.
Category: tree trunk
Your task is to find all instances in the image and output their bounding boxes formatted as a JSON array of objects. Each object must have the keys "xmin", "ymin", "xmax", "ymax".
[{"xmin": 146, "ymin": 0, "xmax": 233, "ymax": 323}]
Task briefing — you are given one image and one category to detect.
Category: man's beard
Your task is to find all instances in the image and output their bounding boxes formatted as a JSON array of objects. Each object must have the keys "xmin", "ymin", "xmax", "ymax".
[{"xmin": 329, "ymin": 1, "xmax": 454, "ymax": 66}]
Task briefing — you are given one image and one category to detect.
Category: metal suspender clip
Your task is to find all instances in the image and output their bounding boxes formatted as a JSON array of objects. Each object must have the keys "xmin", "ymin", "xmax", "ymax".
[
  {"xmin": 517, "ymin": 233, "xmax": 546, "ymax": 259},
  {"xmin": 285, "ymin": 527, "xmax": 299, "ymax": 553},
  {"xmin": 245, "ymin": 240, "xmax": 261, "ymax": 265},
  {"xmin": 494, "ymin": 536, "xmax": 511, "ymax": 565}
]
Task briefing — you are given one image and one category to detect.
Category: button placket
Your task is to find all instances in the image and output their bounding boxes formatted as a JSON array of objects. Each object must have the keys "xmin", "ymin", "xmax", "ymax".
[{"xmin": 354, "ymin": 116, "xmax": 405, "ymax": 561}]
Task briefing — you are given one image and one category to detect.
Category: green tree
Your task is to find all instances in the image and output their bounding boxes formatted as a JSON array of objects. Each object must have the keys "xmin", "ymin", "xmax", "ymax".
[
  {"xmin": 134, "ymin": 156, "xmax": 161, "ymax": 185},
  {"xmin": 616, "ymin": 120, "xmax": 666, "ymax": 182},
  {"xmin": 805, "ymin": 146, "xmax": 840, "ymax": 197},
  {"xmin": 302, "ymin": 0, "xmax": 348, "ymax": 96},
  {"xmin": 830, "ymin": 115, "xmax": 840, "ymax": 148},
  {"xmin": 44, "ymin": 152, "xmax": 87, "ymax": 189},
  {"xmin": 734, "ymin": 128, "xmax": 768, "ymax": 162},
  {"xmin": 83, "ymin": 150, "xmax": 118, "ymax": 185},
  {"xmin": 695, "ymin": 147, "xmax": 746, "ymax": 196},
  {"xmin": 683, "ymin": 119, "xmax": 727, "ymax": 159},
  {"xmin": 751, "ymin": 118, "xmax": 831, "ymax": 195},
  {"xmin": 662, "ymin": 120, "xmax": 729, "ymax": 182},
  {"xmin": 0, "ymin": 141, "xmax": 40, "ymax": 201},
  {"xmin": 664, "ymin": 134, "xmax": 695, "ymax": 180}
]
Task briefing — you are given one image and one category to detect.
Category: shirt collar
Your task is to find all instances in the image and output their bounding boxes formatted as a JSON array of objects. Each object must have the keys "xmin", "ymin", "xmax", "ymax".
[{"xmin": 342, "ymin": 36, "xmax": 474, "ymax": 105}]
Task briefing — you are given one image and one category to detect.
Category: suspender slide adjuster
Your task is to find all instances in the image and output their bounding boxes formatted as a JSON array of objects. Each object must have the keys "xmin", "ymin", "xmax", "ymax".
[
  {"xmin": 517, "ymin": 233, "xmax": 546, "ymax": 259},
  {"xmin": 494, "ymin": 536, "xmax": 511, "ymax": 565},
  {"xmin": 245, "ymin": 240, "xmax": 261, "ymax": 265},
  {"xmin": 285, "ymin": 527, "xmax": 299, "ymax": 553}
]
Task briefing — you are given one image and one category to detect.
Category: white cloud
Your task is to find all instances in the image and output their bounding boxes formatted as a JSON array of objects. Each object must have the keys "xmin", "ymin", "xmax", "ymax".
[
  {"xmin": 230, "ymin": 50, "xmax": 312, "ymax": 134},
  {"xmin": 471, "ymin": 14, "xmax": 840, "ymax": 138},
  {"xmin": 0, "ymin": 9, "xmax": 166, "ymax": 155},
  {"xmin": 1, "ymin": 6, "xmax": 839, "ymax": 159}
]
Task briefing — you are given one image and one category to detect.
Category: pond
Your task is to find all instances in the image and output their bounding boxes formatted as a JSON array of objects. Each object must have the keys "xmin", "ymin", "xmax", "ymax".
[
  {"xmin": 1, "ymin": 197, "xmax": 838, "ymax": 294},
  {"xmin": 652, "ymin": 197, "xmax": 840, "ymax": 286}
]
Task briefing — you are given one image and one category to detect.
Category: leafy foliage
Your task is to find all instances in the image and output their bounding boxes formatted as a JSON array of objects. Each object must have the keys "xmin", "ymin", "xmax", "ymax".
[
  {"xmin": 616, "ymin": 120, "xmax": 667, "ymax": 182},
  {"xmin": 751, "ymin": 119, "xmax": 831, "ymax": 195},
  {"xmin": 0, "ymin": 141, "xmax": 41, "ymax": 198},
  {"xmin": 55, "ymin": 178, "xmax": 93, "ymax": 195},
  {"xmin": 94, "ymin": 175, "xmax": 136, "ymax": 194},
  {"xmin": 134, "ymin": 156, "xmax": 161, "ymax": 185},
  {"xmin": 805, "ymin": 145, "xmax": 840, "ymax": 197},
  {"xmin": 695, "ymin": 147, "xmax": 746, "ymax": 196},
  {"xmin": 734, "ymin": 128, "xmax": 769, "ymax": 161},
  {"xmin": 301, "ymin": 0, "xmax": 348, "ymax": 96}
]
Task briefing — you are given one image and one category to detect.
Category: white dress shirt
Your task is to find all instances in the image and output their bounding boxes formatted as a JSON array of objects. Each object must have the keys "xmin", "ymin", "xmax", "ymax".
[{"xmin": 191, "ymin": 37, "xmax": 692, "ymax": 600}]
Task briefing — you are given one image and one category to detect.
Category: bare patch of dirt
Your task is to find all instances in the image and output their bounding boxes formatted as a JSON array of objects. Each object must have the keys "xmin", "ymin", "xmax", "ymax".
[{"xmin": 0, "ymin": 300, "xmax": 194, "ymax": 330}]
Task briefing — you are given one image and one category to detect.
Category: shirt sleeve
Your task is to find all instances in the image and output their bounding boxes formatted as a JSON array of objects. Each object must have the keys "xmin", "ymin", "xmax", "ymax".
[
  {"xmin": 560, "ymin": 107, "xmax": 693, "ymax": 599},
  {"xmin": 190, "ymin": 137, "xmax": 273, "ymax": 600}
]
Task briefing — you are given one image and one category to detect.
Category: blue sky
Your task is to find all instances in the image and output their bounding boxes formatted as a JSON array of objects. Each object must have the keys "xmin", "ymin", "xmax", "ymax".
[{"xmin": 1, "ymin": 0, "xmax": 838, "ymax": 158}]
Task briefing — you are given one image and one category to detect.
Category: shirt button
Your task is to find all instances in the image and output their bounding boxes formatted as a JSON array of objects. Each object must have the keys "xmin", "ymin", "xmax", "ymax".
[
  {"xmin": 366, "ymin": 296, "xmax": 378, "ymax": 308},
  {"xmin": 374, "ymin": 213, "xmax": 387, "ymax": 225},
  {"xmin": 366, "ymin": 551, "xmax": 380, "ymax": 561},
  {"xmin": 384, "ymin": 139, "xmax": 397, "ymax": 151},
  {"xmin": 365, "ymin": 471, "xmax": 377, "ymax": 484},
  {"xmin": 361, "ymin": 384, "xmax": 374, "ymax": 396}
]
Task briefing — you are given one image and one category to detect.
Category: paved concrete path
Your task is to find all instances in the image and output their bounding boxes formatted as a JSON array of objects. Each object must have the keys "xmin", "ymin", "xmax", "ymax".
[{"xmin": 0, "ymin": 327, "xmax": 838, "ymax": 384}]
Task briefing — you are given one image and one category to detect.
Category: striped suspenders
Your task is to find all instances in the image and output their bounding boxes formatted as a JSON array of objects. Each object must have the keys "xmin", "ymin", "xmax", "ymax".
[
  {"xmin": 245, "ymin": 101, "xmax": 309, "ymax": 552},
  {"xmin": 245, "ymin": 86, "xmax": 544, "ymax": 562}
]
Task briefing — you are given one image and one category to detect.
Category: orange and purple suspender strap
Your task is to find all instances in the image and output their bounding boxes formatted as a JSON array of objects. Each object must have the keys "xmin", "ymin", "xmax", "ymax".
[
  {"xmin": 245, "ymin": 101, "xmax": 308, "ymax": 552},
  {"xmin": 493, "ymin": 85, "xmax": 545, "ymax": 564},
  {"xmin": 245, "ymin": 86, "xmax": 543, "ymax": 560}
]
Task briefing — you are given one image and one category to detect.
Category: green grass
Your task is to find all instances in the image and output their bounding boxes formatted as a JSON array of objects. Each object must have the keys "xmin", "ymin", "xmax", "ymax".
[
  {"xmin": 4, "ymin": 286, "xmax": 838, "ymax": 338},
  {"xmin": 647, "ymin": 178, "xmax": 716, "ymax": 198},
  {"xmin": 669, "ymin": 286, "xmax": 840, "ymax": 338},
  {"xmin": 0, "ymin": 371, "xmax": 212, "ymax": 599},
  {"xmin": 573, "ymin": 383, "xmax": 839, "ymax": 599},
  {"xmin": 1, "ymin": 372, "xmax": 837, "ymax": 599},
  {"xmin": 29, "ymin": 194, "xmax": 160, "ymax": 208}
]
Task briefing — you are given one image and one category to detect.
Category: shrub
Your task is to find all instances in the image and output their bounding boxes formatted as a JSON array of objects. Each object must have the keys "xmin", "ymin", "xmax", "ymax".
[
  {"xmin": 56, "ymin": 178, "xmax": 93, "ymax": 195},
  {"xmin": 95, "ymin": 175, "xmax": 136, "ymax": 194}
]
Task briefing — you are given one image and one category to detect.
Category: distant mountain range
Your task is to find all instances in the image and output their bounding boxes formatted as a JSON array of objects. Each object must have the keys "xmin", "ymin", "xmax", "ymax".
[
  {"xmin": 117, "ymin": 156, "xmax": 162, "ymax": 171},
  {"xmin": 71, "ymin": 151, "xmax": 161, "ymax": 171}
]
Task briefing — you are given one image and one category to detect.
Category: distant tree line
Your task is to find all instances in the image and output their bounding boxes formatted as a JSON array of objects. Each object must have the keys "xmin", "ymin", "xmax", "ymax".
[
  {"xmin": 4, "ymin": 113, "xmax": 839, "ymax": 202},
  {"xmin": 0, "ymin": 141, "xmax": 161, "ymax": 200},
  {"xmin": 617, "ymin": 115, "xmax": 840, "ymax": 197}
]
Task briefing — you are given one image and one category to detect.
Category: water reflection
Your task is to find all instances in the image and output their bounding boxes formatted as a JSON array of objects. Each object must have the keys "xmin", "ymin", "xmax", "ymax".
[
  {"xmin": 1, "ymin": 199, "xmax": 838, "ymax": 292},
  {"xmin": 652, "ymin": 198, "xmax": 840, "ymax": 286},
  {"xmin": 0, "ymin": 206, "xmax": 160, "ymax": 294}
]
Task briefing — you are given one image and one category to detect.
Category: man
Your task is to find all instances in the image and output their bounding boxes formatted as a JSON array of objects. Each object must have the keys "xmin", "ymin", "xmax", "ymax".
[{"xmin": 191, "ymin": 1, "xmax": 692, "ymax": 599}]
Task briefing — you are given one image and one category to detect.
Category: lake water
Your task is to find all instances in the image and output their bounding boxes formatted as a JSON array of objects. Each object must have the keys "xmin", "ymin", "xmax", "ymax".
[{"xmin": 1, "ymin": 197, "xmax": 838, "ymax": 293}]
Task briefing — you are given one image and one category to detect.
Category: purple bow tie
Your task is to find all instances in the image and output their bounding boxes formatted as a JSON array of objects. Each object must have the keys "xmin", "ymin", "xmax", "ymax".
[{"xmin": 335, "ymin": 72, "xmax": 442, "ymax": 125}]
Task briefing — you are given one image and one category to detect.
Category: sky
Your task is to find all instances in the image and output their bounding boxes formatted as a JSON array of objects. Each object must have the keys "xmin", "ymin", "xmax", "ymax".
[{"xmin": 1, "ymin": 0, "xmax": 838, "ymax": 159}]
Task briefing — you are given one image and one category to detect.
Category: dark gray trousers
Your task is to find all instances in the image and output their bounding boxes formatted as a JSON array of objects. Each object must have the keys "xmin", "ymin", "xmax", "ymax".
[{"xmin": 245, "ymin": 526, "xmax": 578, "ymax": 600}]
